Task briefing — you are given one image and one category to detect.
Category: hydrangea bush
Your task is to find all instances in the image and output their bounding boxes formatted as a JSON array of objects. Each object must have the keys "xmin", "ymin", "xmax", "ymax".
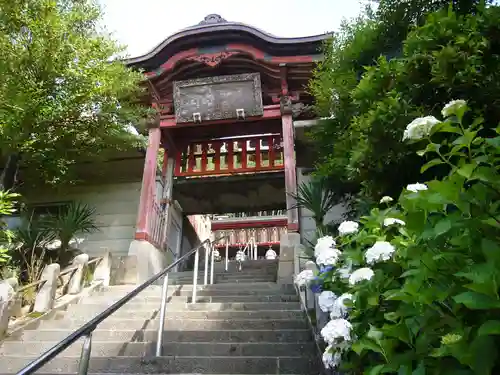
[{"xmin": 298, "ymin": 100, "xmax": 500, "ymax": 374}]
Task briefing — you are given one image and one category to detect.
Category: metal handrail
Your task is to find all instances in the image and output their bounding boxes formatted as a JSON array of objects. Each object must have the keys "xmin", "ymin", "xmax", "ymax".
[{"xmin": 16, "ymin": 236, "xmax": 227, "ymax": 375}]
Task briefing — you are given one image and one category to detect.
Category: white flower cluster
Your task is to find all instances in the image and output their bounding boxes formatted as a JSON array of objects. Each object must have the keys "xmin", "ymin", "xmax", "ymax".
[
  {"xmin": 315, "ymin": 235, "xmax": 341, "ymax": 266},
  {"xmin": 406, "ymin": 183, "xmax": 428, "ymax": 193},
  {"xmin": 402, "ymin": 116, "xmax": 441, "ymax": 141},
  {"xmin": 380, "ymin": 196, "xmax": 393, "ymax": 204},
  {"xmin": 383, "ymin": 218, "xmax": 405, "ymax": 227},
  {"xmin": 321, "ymin": 318, "xmax": 353, "ymax": 345},
  {"xmin": 338, "ymin": 221, "xmax": 359, "ymax": 235},
  {"xmin": 322, "ymin": 346, "xmax": 342, "ymax": 369},
  {"xmin": 318, "ymin": 291, "xmax": 337, "ymax": 312},
  {"xmin": 442, "ymin": 99, "xmax": 466, "ymax": 118},
  {"xmin": 349, "ymin": 267, "xmax": 375, "ymax": 285},
  {"xmin": 330, "ymin": 293, "xmax": 353, "ymax": 319},
  {"xmin": 314, "ymin": 236, "xmax": 336, "ymax": 258},
  {"xmin": 365, "ymin": 241, "xmax": 395, "ymax": 265},
  {"xmin": 294, "ymin": 269, "xmax": 314, "ymax": 287}
]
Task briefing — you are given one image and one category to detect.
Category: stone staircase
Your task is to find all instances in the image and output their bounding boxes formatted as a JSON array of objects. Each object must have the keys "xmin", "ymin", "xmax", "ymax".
[{"xmin": 0, "ymin": 259, "xmax": 319, "ymax": 374}]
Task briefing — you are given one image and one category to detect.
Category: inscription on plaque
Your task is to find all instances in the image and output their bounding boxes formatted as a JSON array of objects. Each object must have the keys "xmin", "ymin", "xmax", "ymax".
[{"xmin": 173, "ymin": 73, "xmax": 263, "ymax": 123}]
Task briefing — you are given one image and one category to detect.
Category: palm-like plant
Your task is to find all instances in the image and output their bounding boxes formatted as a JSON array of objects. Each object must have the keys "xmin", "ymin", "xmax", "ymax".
[
  {"xmin": 41, "ymin": 202, "xmax": 98, "ymax": 262},
  {"xmin": 291, "ymin": 177, "xmax": 340, "ymax": 230}
]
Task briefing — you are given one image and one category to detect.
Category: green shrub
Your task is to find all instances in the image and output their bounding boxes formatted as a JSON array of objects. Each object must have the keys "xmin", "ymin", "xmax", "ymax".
[{"xmin": 309, "ymin": 100, "xmax": 500, "ymax": 374}]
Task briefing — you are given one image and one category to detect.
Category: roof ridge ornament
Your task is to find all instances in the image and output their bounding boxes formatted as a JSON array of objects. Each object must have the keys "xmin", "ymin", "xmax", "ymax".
[{"xmin": 198, "ymin": 14, "xmax": 228, "ymax": 26}]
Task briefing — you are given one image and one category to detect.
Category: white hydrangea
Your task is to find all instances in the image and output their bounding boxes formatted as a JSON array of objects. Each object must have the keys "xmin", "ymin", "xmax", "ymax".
[
  {"xmin": 383, "ymin": 218, "xmax": 405, "ymax": 227},
  {"xmin": 318, "ymin": 291, "xmax": 337, "ymax": 312},
  {"xmin": 338, "ymin": 221, "xmax": 359, "ymax": 236},
  {"xmin": 337, "ymin": 260, "xmax": 352, "ymax": 279},
  {"xmin": 402, "ymin": 116, "xmax": 441, "ymax": 141},
  {"xmin": 314, "ymin": 236, "xmax": 336, "ymax": 258},
  {"xmin": 442, "ymin": 99, "xmax": 467, "ymax": 118},
  {"xmin": 316, "ymin": 247, "xmax": 342, "ymax": 266},
  {"xmin": 322, "ymin": 345, "xmax": 342, "ymax": 369},
  {"xmin": 365, "ymin": 241, "xmax": 395, "ymax": 265},
  {"xmin": 321, "ymin": 318, "xmax": 353, "ymax": 345},
  {"xmin": 349, "ymin": 267, "xmax": 375, "ymax": 285},
  {"xmin": 294, "ymin": 269, "xmax": 315, "ymax": 287},
  {"xmin": 406, "ymin": 183, "xmax": 428, "ymax": 193},
  {"xmin": 380, "ymin": 196, "xmax": 393, "ymax": 204},
  {"xmin": 330, "ymin": 293, "xmax": 354, "ymax": 319}
]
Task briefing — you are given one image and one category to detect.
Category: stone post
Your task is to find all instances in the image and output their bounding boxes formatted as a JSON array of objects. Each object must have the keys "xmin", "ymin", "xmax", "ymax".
[
  {"xmin": 306, "ymin": 259, "xmax": 329, "ymax": 332},
  {"xmin": 304, "ymin": 261, "xmax": 317, "ymax": 309},
  {"xmin": 0, "ymin": 278, "xmax": 17, "ymax": 338},
  {"xmin": 93, "ymin": 251, "xmax": 112, "ymax": 287},
  {"xmin": 277, "ymin": 232, "xmax": 301, "ymax": 284},
  {"xmin": 33, "ymin": 263, "xmax": 60, "ymax": 313},
  {"xmin": 68, "ymin": 253, "xmax": 90, "ymax": 295}
]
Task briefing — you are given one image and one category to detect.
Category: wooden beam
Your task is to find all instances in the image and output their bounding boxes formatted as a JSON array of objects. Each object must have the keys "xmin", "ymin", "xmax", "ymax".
[
  {"xmin": 135, "ymin": 127, "xmax": 161, "ymax": 239},
  {"xmin": 160, "ymin": 105, "xmax": 281, "ymax": 128},
  {"xmin": 280, "ymin": 65, "xmax": 299, "ymax": 232}
]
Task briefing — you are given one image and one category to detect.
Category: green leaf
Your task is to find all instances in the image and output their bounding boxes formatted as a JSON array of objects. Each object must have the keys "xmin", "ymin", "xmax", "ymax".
[
  {"xmin": 412, "ymin": 362, "xmax": 425, "ymax": 375},
  {"xmin": 478, "ymin": 320, "xmax": 500, "ymax": 336},
  {"xmin": 433, "ymin": 121, "xmax": 463, "ymax": 135},
  {"xmin": 421, "ymin": 158, "xmax": 445, "ymax": 173},
  {"xmin": 351, "ymin": 338, "xmax": 384, "ymax": 355},
  {"xmin": 472, "ymin": 166, "xmax": 500, "ymax": 185},
  {"xmin": 453, "ymin": 292, "xmax": 500, "ymax": 310},
  {"xmin": 417, "ymin": 143, "xmax": 440, "ymax": 157},
  {"xmin": 471, "ymin": 335, "xmax": 497, "ymax": 375},
  {"xmin": 481, "ymin": 239, "xmax": 500, "ymax": 265},
  {"xmin": 457, "ymin": 163, "xmax": 477, "ymax": 179},
  {"xmin": 365, "ymin": 364, "xmax": 385, "ymax": 375},
  {"xmin": 433, "ymin": 218, "xmax": 452, "ymax": 237}
]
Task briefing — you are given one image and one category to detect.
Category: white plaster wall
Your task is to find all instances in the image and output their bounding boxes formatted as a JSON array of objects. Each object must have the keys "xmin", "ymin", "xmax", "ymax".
[
  {"xmin": 26, "ymin": 181, "xmax": 142, "ymax": 257},
  {"xmin": 296, "ymin": 168, "xmax": 346, "ymax": 245}
]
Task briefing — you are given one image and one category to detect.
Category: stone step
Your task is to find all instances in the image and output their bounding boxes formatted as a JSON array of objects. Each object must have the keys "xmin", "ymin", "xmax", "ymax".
[
  {"xmin": 39, "ymin": 317, "xmax": 308, "ymax": 331},
  {"xmin": 10, "ymin": 329, "xmax": 313, "ymax": 343},
  {"xmin": 105, "ymin": 282, "xmax": 292, "ymax": 293},
  {"xmin": 82, "ymin": 294, "xmax": 299, "ymax": 304},
  {"xmin": 62, "ymin": 309, "xmax": 305, "ymax": 320},
  {"xmin": 0, "ymin": 341, "xmax": 315, "ymax": 357},
  {"xmin": 68, "ymin": 302, "xmax": 301, "ymax": 313},
  {"xmin": 1, "ymin": 355, "xmax": 318, "ymax": 374}
]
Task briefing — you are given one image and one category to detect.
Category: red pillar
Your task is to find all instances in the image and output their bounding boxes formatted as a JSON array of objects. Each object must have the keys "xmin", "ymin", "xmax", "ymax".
[
  {"xmin": 135, "ymin": 126, "xmax": 161, "ymax": 241},
  {"xmin": 281, "ymin": 100, "xmax": 299, "ymax": 232}
]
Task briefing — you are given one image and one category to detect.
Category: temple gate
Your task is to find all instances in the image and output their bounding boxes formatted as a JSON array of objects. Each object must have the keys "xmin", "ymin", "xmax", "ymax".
[{"xmin": 125, "ymin": 14, "xmax": 328, "ymax": 279}]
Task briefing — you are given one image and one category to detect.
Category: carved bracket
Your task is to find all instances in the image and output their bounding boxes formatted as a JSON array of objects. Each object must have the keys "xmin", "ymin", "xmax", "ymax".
[
  {"xmin": 186, "ymin": 52, "xmax": 239, "ymax": 67},
  {"xmin": 280, "ymin": 95, "xmax": 293, "ymax": 115}
]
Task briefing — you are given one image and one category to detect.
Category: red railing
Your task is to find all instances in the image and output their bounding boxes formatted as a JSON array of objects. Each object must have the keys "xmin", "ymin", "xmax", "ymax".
[
  {"xmin": 148, "ymin": 200, "xmax": 167, "ymax": 249},
  {"xmin": 213, "ymin": 226, "xmax": 287, "ymax": 248},
  {"xmin": 175, "ymin": 134, "xmax": 284, "ymax": 177}
]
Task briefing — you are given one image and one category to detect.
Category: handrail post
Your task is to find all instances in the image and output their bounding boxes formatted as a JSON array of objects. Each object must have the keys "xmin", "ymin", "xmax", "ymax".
[
  {"xmin": 192, "ymin": 247, "xmax": 200, "ymax": 304},
  {"xmin": 210, "ymin": 243, "xmax": 215, "ymax": 285},
  {"xmin": 77, "ymin": 332, "xmax": 92, "ymax": 375},
  {"xmin": 155, "ymin": 274, "xmax": 169, "ymax": 356},
  {"xmin": 225, "ymin": 243, "xmax": 229, "ymax": 272},
  {"xmin": 254, "ymin": 239, "xmax": 257, "ymax": 260},
  {"xmin": 203, "ymin": 244, "xmax": 209, "ymax": 286}
]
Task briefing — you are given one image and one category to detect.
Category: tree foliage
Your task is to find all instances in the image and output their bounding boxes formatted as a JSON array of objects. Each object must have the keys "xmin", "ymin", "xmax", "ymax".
[
  {"xmin": 0, "ymin": 0, "xmax": 151, "ymax": 188},
  {"xmin": 309, "ymin": 0, "xmax": 500, "ymax": 206}
]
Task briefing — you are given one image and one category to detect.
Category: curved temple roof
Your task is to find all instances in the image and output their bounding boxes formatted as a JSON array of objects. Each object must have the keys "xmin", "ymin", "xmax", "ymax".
[{"xmin": 124, "ymin": 14, "xmax": 332, "ymax": 72}]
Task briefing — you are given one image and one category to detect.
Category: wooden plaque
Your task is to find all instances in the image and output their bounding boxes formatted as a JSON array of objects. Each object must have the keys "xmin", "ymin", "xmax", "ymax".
[{"xmin": 173, "ymin": 73, "xmax": 263, "ymax": 123}]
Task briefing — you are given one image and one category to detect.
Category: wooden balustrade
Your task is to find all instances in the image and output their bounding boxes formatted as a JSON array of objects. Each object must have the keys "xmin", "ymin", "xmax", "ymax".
[
  {"xmin": 148, "ymin": 201, "xmax": 167, "ymax": 249},
  {"xmin": 213, "ymin": 226, "xmax": 287, "ymax": 247},
  {"xmin": 175, "ymin": 134, "xmax": 284, "ymax": 177}
]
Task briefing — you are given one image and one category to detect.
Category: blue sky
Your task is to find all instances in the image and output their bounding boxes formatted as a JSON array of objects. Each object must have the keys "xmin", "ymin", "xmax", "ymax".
[{"xmin": 98, "ymin": 0, "xmax": 370, "ymax": 58}]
